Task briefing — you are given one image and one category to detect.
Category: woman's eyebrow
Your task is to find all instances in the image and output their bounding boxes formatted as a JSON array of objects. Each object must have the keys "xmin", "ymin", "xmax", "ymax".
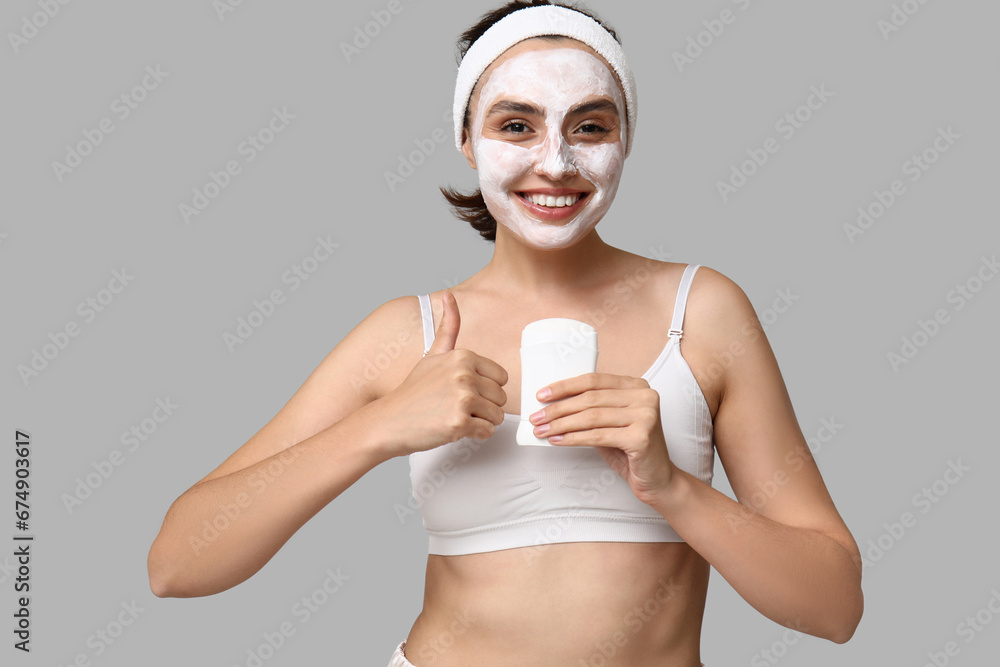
[
  {"xmin": 568, "ymin": 99, "xmax": 619, "ymax": 116},
  {"xmin": 484, "ymin": 98, "xmax": 619, "ymax": 119},
  {"xmin": 485, "ymin": 100, "xmax": 543, "ymax": 118}
]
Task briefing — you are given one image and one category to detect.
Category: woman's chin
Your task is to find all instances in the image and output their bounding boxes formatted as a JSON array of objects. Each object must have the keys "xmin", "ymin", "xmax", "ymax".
[{"xmin": 498, "ymin": 219, "xmax": 597, "ymax": 250}]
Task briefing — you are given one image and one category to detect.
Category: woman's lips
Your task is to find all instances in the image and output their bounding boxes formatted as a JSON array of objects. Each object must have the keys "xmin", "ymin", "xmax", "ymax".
[{"xmin": 514, "ymin": 192, "xmax": 590, "ymax": 221}]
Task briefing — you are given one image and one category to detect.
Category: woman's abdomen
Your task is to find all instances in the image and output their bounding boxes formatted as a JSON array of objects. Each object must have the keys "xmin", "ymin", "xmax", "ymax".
[{"xmin": 403, "ymin": 541, "xmax": 709, "ymax": 667}]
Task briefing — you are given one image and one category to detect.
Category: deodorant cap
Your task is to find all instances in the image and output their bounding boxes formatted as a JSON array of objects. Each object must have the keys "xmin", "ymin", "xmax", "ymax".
[{"xmin": 520, "ymin": 318, "xmax": 597, "ymax": 350}]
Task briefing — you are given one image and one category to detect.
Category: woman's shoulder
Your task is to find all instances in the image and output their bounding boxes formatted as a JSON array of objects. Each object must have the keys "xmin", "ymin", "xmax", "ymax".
[
  {"xmin": 337, "ymin": 295, "xmax": 429, "ymax": 398},
  {"xmin": 647, "ymin": 260, "xmax": 757, "ymax": 421},
  {"xmin": 681, "ymin": 262, "xmax": 755, "ymax": 324},
  {"xmin": 678, "ymin": 262, "xmax": 769, "ymax": 386},
  {"xmin": 360, "ymin": 294, "xmax": 429, "ymax": 348},
  {"xmin": 632, "ymin": 255, "xmax": 746, "ymax": 304}
]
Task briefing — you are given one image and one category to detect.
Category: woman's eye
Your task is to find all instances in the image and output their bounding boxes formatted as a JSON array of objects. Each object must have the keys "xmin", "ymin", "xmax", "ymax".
[
  {"xmin": 500, "ymin": 121, "xmax": 529, "ymax": 133},
  {"xmin": 578, "ymin": 123, "xmax": 609, "ymax": 135}
]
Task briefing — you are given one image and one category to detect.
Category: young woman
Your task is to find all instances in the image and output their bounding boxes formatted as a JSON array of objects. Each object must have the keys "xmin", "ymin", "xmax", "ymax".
[{"xmin": 148, "ymin": 2, "xmax": 863, "ymax": 665}]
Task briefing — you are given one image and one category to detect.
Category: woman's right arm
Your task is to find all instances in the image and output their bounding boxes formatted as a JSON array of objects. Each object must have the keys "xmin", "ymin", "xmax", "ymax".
[{"xmin": 146, "ymin": 296, "xmax": 419, "ymax": 598}]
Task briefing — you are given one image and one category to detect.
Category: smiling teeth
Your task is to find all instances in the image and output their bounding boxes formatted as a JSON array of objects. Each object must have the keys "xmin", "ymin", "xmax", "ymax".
[{"xmin": 524, "ymin": 193, "xmax": 582, "ymax": 208}]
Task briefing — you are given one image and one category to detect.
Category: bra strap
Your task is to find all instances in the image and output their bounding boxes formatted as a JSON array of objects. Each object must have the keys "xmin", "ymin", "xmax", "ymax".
[
  {"xmin": 668, "ymin": 265, "xmax": 701, "ymax": 339},
  {"xmin": 417, "ymin": 294, "xmax": 435, "ymax": 353}
]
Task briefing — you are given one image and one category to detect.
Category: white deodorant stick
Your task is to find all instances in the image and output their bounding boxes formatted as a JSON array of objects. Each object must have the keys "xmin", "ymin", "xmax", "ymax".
[{"xmin": 516, "ymin": 318, "xmax": 598, "ymax": 446}]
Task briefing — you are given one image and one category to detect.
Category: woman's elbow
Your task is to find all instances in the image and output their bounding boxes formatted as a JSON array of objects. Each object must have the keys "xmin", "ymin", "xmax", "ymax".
[
  {"xmin": 147, "ymin": 538, "xmax": 199, "ymax": 599},
  {"xmin": 828, "ymin": 586, "xmax": 864, "ymax": 644},
  {"xmin": 147, "ymin": 542, "xmax": 179, "ymax": 598}
]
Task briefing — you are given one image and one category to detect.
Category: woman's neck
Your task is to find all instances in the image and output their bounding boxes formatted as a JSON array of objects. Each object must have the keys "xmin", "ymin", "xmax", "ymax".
[{"xmin": 475, "ymin": 226, "xmax": 627, "ymax": 301}]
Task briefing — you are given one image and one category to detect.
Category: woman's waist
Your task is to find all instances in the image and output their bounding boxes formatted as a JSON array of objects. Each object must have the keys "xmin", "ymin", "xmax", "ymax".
[
  {"xmin": 405, "ymin": 542, "xmax": 708, "ymax": 666},
  {"xmin": 405, "ymin": 600, "xmax": 702, "ymax": 667}
]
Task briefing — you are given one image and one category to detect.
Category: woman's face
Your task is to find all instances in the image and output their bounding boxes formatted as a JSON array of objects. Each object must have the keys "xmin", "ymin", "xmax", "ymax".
[{"xmin": 463, "ymin": 40, "xmax": 626, "ymax": 250}]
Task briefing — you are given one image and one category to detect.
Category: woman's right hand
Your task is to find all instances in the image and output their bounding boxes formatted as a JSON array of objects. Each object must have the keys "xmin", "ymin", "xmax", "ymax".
[{"xmin": 375, "ymin": 291, "xmax": 509, "ymax": 457}]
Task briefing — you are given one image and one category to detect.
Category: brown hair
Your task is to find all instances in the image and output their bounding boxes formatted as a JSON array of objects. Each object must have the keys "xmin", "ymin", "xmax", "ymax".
[{"xmin": 439, "ymin": 1, "xmax": 620, "ymax": 242}]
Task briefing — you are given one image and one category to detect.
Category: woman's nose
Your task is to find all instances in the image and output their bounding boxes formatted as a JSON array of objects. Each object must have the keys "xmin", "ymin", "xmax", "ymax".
[{"xmin": 532, "ymin": 130, "xmax": 577, "ymax": 180}]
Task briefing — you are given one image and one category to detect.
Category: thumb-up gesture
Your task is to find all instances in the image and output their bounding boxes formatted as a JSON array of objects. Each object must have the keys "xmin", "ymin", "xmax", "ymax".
[{"xmin": 374, "ymin": 292, "xmax": 509, "ymax": 457}]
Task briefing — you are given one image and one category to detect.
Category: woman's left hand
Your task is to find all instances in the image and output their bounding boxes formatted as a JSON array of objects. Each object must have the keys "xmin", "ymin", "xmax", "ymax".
[{"xmin": 529, "ymin": 372, "xmax": 676, "ymax": 504}]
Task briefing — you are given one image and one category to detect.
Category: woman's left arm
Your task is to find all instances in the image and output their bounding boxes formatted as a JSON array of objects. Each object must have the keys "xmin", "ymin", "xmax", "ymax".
[{"xmin": 645, "ymin": 268, "xmax": 863, "ymax": 643}]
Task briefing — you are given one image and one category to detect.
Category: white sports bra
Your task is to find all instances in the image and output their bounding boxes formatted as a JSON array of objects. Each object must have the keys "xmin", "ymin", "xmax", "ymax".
[{"xmin": 409, "ymin": 264, "xmax": 715, "ymax": 555}]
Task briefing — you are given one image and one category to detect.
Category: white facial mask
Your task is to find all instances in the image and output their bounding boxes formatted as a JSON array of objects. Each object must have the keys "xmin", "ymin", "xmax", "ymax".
[{"xmin": 470, "ymin": 47, "xmax": 626, "ymax": 249}]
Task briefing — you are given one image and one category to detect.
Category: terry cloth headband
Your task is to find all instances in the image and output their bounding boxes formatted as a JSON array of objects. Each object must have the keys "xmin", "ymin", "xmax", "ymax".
[{"xmin": 453, "ymin": 5, "xmax": 637, "ymax": 158}]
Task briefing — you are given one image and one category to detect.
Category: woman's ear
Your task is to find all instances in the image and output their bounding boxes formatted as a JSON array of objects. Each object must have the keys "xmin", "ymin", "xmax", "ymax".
[{"xmin": 460, "ymin": 132, "xmax": 477, "ymax": 170}]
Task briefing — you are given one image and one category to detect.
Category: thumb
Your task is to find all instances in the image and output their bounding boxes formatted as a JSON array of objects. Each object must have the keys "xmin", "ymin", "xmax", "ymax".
[{"xmin": 427, "ymin": 291, "xmax": 460, "ymax": 355}]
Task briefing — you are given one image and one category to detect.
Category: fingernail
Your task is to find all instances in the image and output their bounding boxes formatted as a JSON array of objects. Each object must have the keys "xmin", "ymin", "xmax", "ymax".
[
  {"xmin": 537, "ymin": 387, "xmax": 552, "ymax": 400},
  {"xmin": 529, "ymin": 409, "xmax": 545, "ymax": 423}
]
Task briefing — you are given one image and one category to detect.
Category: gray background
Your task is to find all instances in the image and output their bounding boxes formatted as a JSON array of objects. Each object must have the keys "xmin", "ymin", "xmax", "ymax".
[{"xmin": 2, "ymin": 0, "xmax": 998, "ymax": 665}]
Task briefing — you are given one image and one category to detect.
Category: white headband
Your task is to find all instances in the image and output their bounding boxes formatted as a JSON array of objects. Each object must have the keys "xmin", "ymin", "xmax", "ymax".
[{"xmin": 453, "ymin": 5, "xmax": 637, "ymax": 158}]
